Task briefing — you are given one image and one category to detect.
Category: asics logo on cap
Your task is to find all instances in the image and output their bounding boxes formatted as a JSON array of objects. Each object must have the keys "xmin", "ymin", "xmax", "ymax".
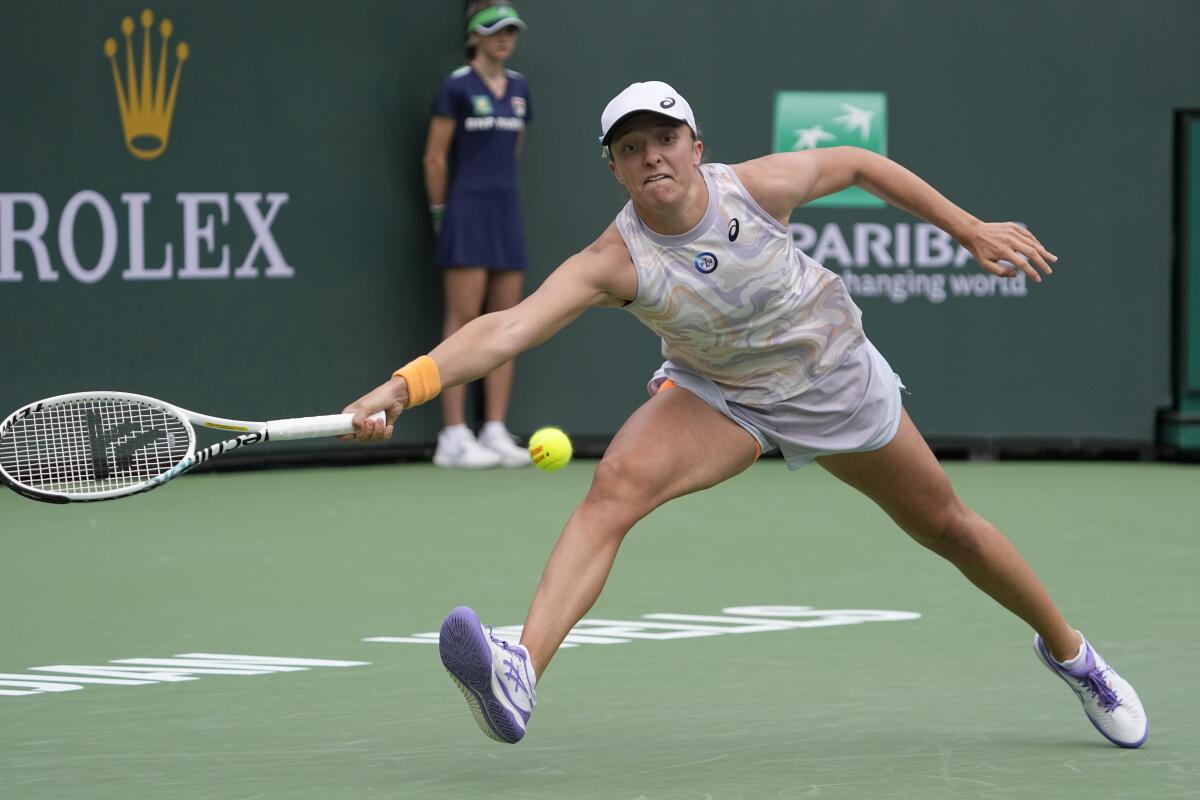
[{"xmin": 660, "ymin": 97, "xmax": 676, "ymax": 109}]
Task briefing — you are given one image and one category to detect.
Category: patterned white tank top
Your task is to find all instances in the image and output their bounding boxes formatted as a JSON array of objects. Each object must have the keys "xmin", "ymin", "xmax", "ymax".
[{"xmin": 615, "ymin": 163, "xmax": 866, "ymax": 405}]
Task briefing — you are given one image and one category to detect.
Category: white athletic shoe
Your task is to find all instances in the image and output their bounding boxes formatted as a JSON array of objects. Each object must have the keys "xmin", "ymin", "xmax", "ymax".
[
  {"xmin": 1034, "ymin": 633, "xmax": 1149, "ymax": 748},
  {"xmin": 433, "ymin": 427, "xmax": 501, "ymax": 469},
  {"xmin": 477, "ymin": 424, "xmax": 532, "ymax": 468}
]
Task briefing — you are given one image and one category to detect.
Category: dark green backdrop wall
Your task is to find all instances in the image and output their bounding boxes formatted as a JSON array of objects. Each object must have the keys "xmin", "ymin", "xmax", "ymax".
[{"xmin": 2, "ymin": 1, "xmax": 1196, "ymax": 447}]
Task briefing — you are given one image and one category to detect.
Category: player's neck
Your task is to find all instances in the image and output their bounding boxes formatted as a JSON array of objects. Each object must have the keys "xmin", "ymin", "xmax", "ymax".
[
  {"xmin": 634, "ymin": 168, "xmax": 709, "ymax": 237},
  {"xmin": 471, "ymin": 55, "xmax": 506, "ymax": 81}
]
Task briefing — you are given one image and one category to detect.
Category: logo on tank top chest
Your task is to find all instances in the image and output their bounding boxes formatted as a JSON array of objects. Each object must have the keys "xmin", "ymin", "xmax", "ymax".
[
  {"xmin": 471, "ymin": 95, "xmax": 494, "ymax": 116},
  {"xmin": 694, "ymin": 251, "xmax": 719, "ymax": 274},
  {"xmin": 728, "ymin": 218, "xmax": 740, "ymax": 242}
]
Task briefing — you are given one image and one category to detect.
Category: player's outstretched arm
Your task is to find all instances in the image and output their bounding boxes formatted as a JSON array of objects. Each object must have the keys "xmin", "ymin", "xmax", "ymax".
[
  {"xmin": 342, "ymin": 227, "xmax": 633, "ymax": 441},
  {"xmin": 737, "ymin": 148, "xmax": 1057, "ymax": 283}
]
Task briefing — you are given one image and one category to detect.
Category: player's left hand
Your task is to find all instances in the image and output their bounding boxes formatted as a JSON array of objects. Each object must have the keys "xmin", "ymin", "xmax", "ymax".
[
  {"xmin": 340, "ymin": 377, "xmax": 406, "ymax": 442},
  {"xmin": 961, "ymin": 221, "xmax": 1057, "ymax": 283}
]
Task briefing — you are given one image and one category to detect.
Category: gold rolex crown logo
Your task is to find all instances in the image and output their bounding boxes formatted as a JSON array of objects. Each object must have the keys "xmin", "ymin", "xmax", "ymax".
[{"xmin": 103, "ymin": 9, "xmax": 189, "ymax": 160}]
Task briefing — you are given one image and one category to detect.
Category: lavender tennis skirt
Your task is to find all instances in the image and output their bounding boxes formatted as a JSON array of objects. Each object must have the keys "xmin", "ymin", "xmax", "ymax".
[{"xmin": 648, "ymin": 340, "xmax": 905, "ymax": 469}]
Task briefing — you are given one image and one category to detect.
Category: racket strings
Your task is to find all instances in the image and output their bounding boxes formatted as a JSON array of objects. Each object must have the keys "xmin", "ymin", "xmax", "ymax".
[{"xmin": 0, "ymin": 400, "xmax": 191, "ymax": 495}]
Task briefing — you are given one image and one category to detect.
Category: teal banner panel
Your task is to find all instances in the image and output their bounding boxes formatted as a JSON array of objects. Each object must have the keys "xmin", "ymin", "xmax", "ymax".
[{"xmin": 772, "ymin": 91, "xmax": 887, "ymax": 208}]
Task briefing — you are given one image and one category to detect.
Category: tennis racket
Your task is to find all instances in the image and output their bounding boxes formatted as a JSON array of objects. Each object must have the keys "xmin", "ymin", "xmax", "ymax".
[{"xmin": 0, "ymin": 391, "xmax": 384, "ymax": 504}]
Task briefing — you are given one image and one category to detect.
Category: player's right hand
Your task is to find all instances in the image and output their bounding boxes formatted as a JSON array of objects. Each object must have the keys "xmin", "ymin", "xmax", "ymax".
[{"xmin": 340, "ymin": 376, "xmax": 406, "ymax": 442}]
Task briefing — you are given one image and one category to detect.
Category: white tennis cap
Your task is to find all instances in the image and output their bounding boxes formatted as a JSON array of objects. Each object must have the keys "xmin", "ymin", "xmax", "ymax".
[{"xmin": 599, "ymin": 81, "xmax": 697, "ymax": 146}]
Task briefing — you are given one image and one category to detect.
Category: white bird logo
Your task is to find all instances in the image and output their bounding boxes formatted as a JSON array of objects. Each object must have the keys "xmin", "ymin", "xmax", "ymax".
[
  {"xmin": 791, "ymin": 125, "xmax": 836, "ymax": 151},
  {"xmin": 833, "ymin": 103, "xmax": 875, "ymax": 141}
]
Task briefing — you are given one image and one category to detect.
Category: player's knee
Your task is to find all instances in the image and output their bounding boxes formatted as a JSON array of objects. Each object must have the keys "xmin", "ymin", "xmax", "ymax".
[
  {"xmin": 912, "ymin": 499, "xmax": 976, "ymax": 553},
  {"xmin": 584, "ymin": 453, "xmax": 660, "ymax": 522}
]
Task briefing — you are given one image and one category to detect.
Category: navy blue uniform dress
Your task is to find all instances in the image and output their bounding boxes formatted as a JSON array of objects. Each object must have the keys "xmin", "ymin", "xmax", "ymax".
[{"xmin": 432, "ymin": 65, "xmax": 532, "ymax": 270}]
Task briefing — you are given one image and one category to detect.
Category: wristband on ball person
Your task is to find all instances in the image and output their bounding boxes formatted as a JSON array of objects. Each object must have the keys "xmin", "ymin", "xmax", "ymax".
[
  {"xmin": 430, "ymin": 204, "xmax": 445, "ymax": 227},
  {"xmin": 393, "ymin": 355, "xmax": 442, "ymax": 407}
]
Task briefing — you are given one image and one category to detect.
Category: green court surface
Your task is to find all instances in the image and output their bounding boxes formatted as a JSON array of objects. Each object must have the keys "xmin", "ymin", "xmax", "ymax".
[{"xmin": 2, "ymin": 460, "xmax": 1197, "ymax": 800}]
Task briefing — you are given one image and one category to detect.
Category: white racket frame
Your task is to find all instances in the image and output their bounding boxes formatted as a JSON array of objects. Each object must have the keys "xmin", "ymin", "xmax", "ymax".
[{"xmin": 0, "ymin": 391, "xmax": 382, "ymax": 504}]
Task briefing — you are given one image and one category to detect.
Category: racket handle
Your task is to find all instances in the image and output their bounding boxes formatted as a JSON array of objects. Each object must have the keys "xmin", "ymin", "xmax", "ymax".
[{"xmin": 267, "ymin": 410, "xmax": 387, "ymax": 441}]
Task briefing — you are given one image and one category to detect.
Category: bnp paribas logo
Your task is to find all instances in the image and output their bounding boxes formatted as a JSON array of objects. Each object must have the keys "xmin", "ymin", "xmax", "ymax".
[
  {"xmin": 773, "ymin": 92, "xmax": 887, "ymax": 208},
  {"xmin": 103, "ymin": 9, "xmax": 189, "ymax": 160}
]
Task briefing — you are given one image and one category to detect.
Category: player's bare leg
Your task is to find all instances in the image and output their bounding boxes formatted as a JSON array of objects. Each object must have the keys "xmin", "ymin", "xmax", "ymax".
[
  {"xmin": 519, "ymin": 386, "xmax": 760, "ymax": 676},
  {"xmin": 439, "ymin": 267, "xmax": 489, "ymax": 427},
  {"xmin": 473, "ymin": 269, "xmax": 529, "ymax": 466},
  {"xmin": 434, "ymin": 268, "xmax": 504, "ymax": 468},
  {"xmin": 481, "ymin": 269, "xmax": 524, "ymax": 424},
  {"xmin": 816, "ymin": 409, "xmax": 1080, "ymax": 659},
  {"xmin": 439, "ymin": 386, "xmax": 756, "ymax": 741},
  {"xmin": 816, "ymin": 408, "xmax": 1148, "ymax": 747}
]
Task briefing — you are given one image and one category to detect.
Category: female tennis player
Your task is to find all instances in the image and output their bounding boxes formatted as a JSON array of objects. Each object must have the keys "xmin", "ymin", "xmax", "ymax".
[{"xmin": 345, "ymin": 81, "xmax": 1148, "ymax": 749}]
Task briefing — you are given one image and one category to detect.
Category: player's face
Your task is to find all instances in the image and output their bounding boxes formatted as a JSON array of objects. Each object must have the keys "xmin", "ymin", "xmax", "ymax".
[
  {"xmin": 473, "ymin": 26, "xmax": 518, "ymax": 62},
  {"xmin": 608, "ymin": 116, "xmax": 703, "ymax": 208}
]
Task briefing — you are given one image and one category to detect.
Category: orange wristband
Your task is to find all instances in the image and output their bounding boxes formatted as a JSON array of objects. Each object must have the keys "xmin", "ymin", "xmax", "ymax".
[{"xmin": 392, "ymin": 355, "xmax": 442, "ymax": 407}]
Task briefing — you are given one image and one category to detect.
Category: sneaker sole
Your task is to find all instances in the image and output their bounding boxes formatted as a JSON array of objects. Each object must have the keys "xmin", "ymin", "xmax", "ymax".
[
  {"xmin": 439, "ymin": 606, "xmax": 525, "ymax": 744},
  {"xmin": 1033, "ymin": 636, "xmax": 1148, "ymax": 748}
]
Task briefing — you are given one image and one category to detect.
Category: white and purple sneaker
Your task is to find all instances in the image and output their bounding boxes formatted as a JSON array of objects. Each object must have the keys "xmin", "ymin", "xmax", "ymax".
[
  {"xmin": 1034, "ymin": 633, "xmax": 1148, "ymax": 748},
  {"xmin": 439, "ymin": 606, "xmax": 537, "ymax": 744}
]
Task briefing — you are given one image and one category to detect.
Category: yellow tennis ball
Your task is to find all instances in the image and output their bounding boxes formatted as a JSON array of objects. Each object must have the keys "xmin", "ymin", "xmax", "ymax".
[{"xmin": 529, "ymin": 427, "xmax": 572, "ymax": 472}]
